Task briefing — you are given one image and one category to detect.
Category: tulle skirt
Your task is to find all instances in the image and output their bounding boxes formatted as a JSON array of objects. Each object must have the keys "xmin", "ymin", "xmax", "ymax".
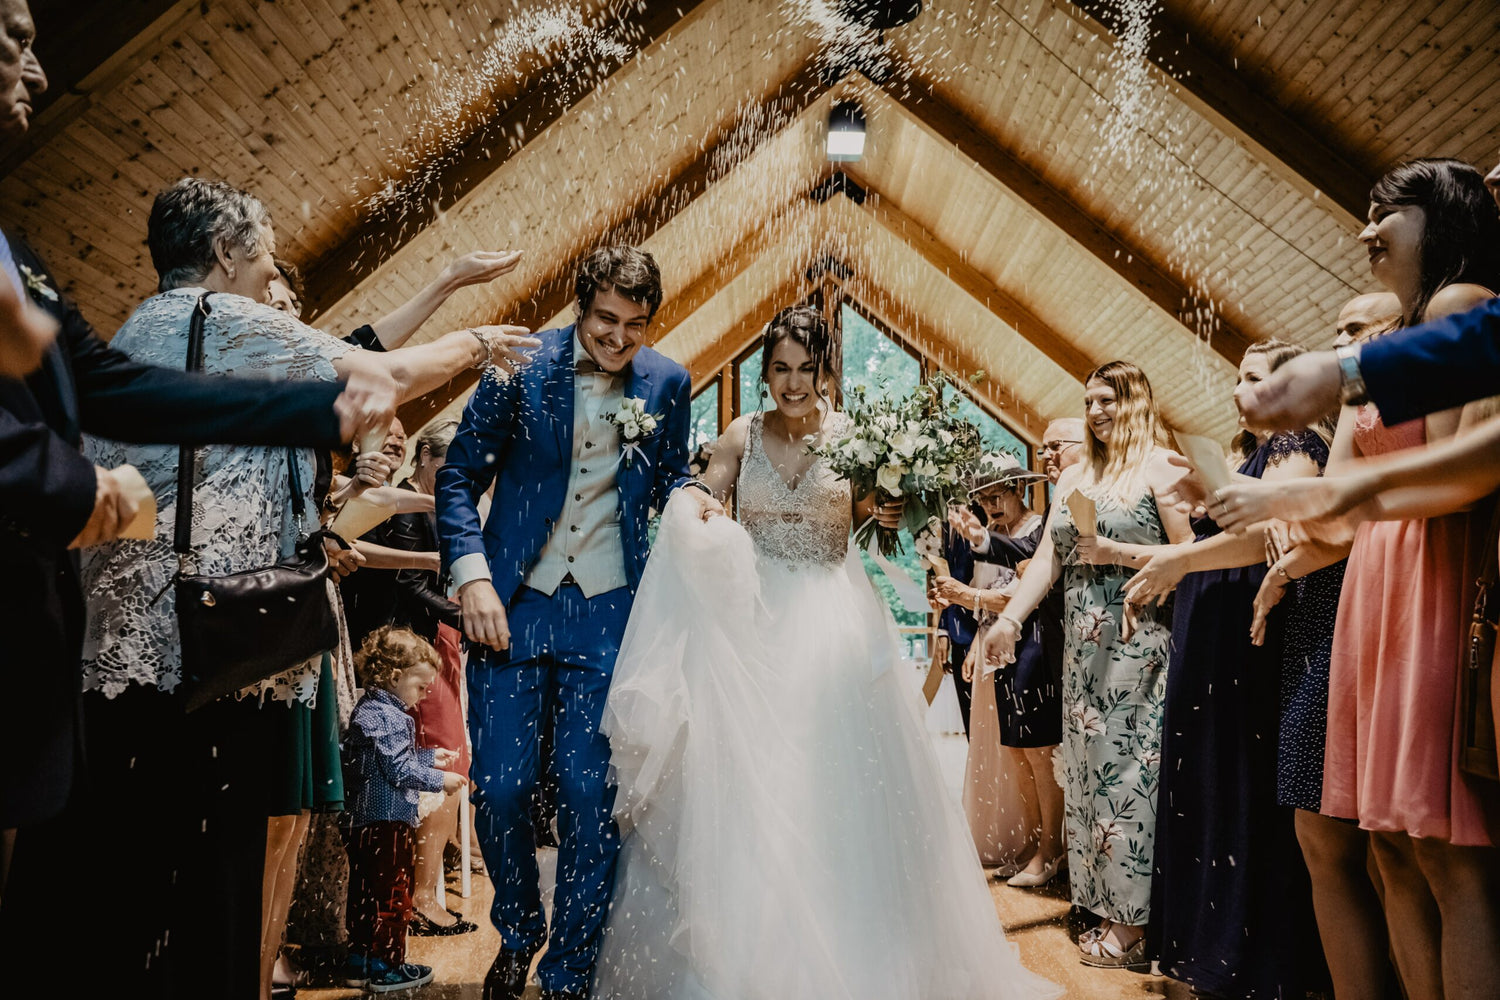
[{"xmin": 594, "ymin": 497, "xmax": 1059, "ymax": 1000}]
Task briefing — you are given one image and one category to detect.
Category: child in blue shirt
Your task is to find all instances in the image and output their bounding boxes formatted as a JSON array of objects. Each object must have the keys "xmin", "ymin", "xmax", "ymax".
[{"xmin": 342, "ymin": 626, "xmax": 462, "ymax": 993}]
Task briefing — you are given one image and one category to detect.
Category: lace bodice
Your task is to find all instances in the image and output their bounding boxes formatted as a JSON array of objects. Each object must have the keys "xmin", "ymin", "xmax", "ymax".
[
  {"xmin": 736, "ymin": 412, "xmax": 851, "ymax": 567},
  {"xmin": 80, "ymin": 288, "xmax": 354, "ymax": 704}
]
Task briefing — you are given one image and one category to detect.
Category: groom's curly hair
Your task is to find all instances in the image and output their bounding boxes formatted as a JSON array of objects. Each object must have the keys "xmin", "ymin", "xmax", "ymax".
[{"xmin": 575, "ymin": 245, "xmax": 663, "ymax": 321}]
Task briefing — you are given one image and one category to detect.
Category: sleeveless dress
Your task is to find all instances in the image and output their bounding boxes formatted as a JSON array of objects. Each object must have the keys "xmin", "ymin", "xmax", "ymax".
[
  {"xmin": 1150, "ymin": 434, "xmax": 1326, "ymax": 998},
  {"xmin": 593, "ymin": 413, "xmax": 1060, "ymax": 1000},
  {"xmin": 1051, "ymin": 489, "xmax": 1170, "ymax": 926},
  {"xmin": 1323, "ymin": 406, "xmax": 1500, "ymax": 844}
]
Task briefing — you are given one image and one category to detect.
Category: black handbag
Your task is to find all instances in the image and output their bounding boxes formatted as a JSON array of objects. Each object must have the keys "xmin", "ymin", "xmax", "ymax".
[{"xmin": 172, "ymin": 293, "xmax": 340, "ymax": 712}]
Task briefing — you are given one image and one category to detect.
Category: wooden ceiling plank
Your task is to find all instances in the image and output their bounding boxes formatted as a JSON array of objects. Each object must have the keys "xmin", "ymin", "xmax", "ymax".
[
  {"xmin": 1065, "ymin": 0, "xmax": 1372, "ymax": 228},
  {"xmin": 876, "ymin": 82, "xmax": 1255, "ymax": 364},
  {"xmin": 300, "ymin": 0, "xmax": 713, "ymax": 320}
]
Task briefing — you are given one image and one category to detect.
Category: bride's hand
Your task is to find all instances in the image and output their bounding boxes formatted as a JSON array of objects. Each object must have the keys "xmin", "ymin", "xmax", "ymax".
[
  {"xmin": 874, "ymin": 495, "xmax": 904, "ymax": 530},
  {"xmin": 679, "ymin": 485, "xmax": 725, "ymax": 521}
]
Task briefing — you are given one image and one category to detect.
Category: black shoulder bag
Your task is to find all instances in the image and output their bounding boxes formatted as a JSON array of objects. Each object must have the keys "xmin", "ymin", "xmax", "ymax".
[
  {"xmin": 173, "ymin": 293, "xmax": 340, "ymax": 712},
  {"xmin": 1462, "ymin": 497, "xmax": 1500, "ymax": 781}
]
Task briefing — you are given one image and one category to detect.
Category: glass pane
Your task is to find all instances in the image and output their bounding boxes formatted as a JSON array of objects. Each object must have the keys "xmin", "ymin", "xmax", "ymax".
[
  {"xmin": 841, "ymin": 306, "xmax": 920, "ymax": 402},
  {"xmin": 736, "ymin": 346, "xmax": 763, "ymax": 416},
  {"xmin": 949, "ymin": 388, "xmax": 1029, "ymax": 465},
  {"xmin": 688, "ymin": 380, "xmax": 720, "ymax": 451}
]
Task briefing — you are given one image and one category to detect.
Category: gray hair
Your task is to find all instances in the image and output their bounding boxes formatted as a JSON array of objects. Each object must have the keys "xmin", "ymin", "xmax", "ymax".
[{"xmin": 148, "ymin": 177, "xmax": 271, "ymax": 292}]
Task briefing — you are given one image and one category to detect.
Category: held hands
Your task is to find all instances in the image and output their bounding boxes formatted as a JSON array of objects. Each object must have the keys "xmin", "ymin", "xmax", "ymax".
[
  {"xmin": 459, "ymin": 579, "xmax": 510, "ymax": 651},
  {"xmin": 68, "ymin": 465, "xmax": 143, "ymax": 549},
  {"xmin": 947, "ymin": 506, "xmax": 987, "ymax": 548},
  {"xmin": 679, "ymin": 485, "xmax": 726, "ymax": 521}
]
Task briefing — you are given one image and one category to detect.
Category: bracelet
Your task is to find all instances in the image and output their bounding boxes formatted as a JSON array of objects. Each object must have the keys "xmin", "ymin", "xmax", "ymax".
[
  {"xmin": 466, "ymin": 327, "xmax": 494, "ymax": 370},
  {"xmin": 997, "ymin": 613, "xmax": 1024, "ymax": 634}
]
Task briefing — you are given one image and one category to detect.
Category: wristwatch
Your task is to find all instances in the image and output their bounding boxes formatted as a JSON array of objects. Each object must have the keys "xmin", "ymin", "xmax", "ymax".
[{"xmin": 1335, "ymin": 344, "xmax": 1368, "ymax": 406}]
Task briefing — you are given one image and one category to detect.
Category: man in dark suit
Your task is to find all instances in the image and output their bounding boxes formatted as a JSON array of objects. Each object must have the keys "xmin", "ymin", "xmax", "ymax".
[{"xmin": 0, "ymin": 0, "xmax": 395, "ymax": 884}]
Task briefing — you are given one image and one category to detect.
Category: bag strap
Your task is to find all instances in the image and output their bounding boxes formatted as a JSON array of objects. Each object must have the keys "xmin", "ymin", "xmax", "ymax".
[
  {"xmin": 173, "ymin": 294, "xmax": 212, "ymax": 555},
  {"xmin": 172, "ymin": 293, "xmax": 309, "ymax": 557}
]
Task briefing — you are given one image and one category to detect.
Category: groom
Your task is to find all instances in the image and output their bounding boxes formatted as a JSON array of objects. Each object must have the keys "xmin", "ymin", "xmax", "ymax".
[{"xmin": 437, "ymin": 246, "xmax": 721, "ymax": 1000}]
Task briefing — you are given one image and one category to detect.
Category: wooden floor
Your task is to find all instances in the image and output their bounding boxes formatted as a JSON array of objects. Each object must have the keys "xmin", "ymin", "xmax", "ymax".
[{"xmin": 304, "ymin": 734, "xmax": 1192, "ymax": 1000}]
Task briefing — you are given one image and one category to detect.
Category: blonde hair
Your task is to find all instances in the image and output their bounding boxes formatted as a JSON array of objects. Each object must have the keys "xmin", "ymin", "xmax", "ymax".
[
  {"xmin": 1080, "ymin": 360, "xmax": 1169, "ymax": 506},
  {"xmin": 354, "ymin": 625, "xmax": 439, "ymax": 692}
]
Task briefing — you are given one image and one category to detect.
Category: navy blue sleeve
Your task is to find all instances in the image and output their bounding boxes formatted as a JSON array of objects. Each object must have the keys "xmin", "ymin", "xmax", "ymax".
[{"xmin": 1360, "ymin": 298, "xmax": 1500, "ymax": 424}]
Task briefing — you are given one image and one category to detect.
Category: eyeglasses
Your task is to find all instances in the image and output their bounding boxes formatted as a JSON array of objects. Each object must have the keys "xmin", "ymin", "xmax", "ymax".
[{"xmin": 1038, "ymin": 440, "xmax": 1083, "ymax": 455}]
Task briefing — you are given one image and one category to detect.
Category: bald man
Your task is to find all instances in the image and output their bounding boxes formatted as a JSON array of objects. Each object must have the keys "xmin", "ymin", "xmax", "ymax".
[{"xmin": 1333, "ymin": 291, "xmax": 1402, "ymax": 348}]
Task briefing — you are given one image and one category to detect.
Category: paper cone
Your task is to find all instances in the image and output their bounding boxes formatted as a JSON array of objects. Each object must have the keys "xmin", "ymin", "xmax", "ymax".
[
  {"xmin": 114, "ymin": 465, "xmax": 158, "ymax": 540},
  {"xmin": 1065, "ymin": 489, "xmax": 1096, "ymax": 538},
  {"xmin": 1176, "ymin": 432, "xmax": 1234, "ymax": 493}
]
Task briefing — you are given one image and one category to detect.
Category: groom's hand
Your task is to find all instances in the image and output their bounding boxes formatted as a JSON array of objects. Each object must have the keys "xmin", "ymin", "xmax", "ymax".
[{"xmin": 459, "ymin": 579, "xmax": 510, "ymax": 651}]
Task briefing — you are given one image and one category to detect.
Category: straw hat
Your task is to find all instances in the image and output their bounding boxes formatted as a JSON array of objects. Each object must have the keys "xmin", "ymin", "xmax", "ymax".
[{"xmin": 969, "ymin": 451, "xmax": 1047, "ymax": 494}]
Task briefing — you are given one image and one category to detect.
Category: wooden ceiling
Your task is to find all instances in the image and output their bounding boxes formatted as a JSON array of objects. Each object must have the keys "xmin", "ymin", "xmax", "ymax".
[{"xmin": 10, "ymin": 0, "xmax": 1500, "ymax": 446}]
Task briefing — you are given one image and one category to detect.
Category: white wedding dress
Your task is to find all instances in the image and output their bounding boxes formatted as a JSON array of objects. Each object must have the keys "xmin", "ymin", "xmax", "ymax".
[{"xmin": 593, "ymin": 415, "xmax": 1060, "ymax": 1000}]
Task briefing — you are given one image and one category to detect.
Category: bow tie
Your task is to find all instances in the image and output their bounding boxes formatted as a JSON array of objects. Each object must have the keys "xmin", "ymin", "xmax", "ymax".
[{"xmin": 575, "ymin": 357, "xmax": 626, "ymax": 379}]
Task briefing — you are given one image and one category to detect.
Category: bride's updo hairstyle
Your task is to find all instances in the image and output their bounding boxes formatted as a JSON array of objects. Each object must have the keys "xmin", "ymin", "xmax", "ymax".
[
  {"xmin": 759, "ymin": 305, "xmax": 842, "ymax": 406},
  {"xmin": 1081, "ymin": 360, "xmax": 1169, "ymax": 506}
]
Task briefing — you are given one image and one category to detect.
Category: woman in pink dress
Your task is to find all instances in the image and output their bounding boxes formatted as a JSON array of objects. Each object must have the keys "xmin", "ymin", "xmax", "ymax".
[{"xmin": 1324, "ymin": 158, "xmax": 1500, "ymax": 1000}]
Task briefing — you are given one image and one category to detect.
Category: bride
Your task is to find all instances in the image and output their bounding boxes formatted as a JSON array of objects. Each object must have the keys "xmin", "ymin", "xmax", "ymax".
[{"xmin": 592, "ymin": 307, "xmax": 1059, "ymax": 1000}]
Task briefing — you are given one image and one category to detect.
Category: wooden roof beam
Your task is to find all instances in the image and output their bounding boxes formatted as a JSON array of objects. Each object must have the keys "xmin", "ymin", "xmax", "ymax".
[
  {"xmin": 875, "ymin": 80, "xmax": 1256, "ymax": 365},
  {"xmin": 838, "ymin": 173, "xmax": 1099, "ymax": 382},
  {"xmin": 303, "ymin": 0, "xmax": 711, "ymax": 321},
  {"xmin": 1064, "ymin": 0, "xmax": 1372, "ymax": 228}
]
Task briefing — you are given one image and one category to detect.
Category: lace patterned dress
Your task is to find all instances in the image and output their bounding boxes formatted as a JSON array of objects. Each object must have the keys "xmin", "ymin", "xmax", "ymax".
[
  {"xmin": 81, "ymin": 287, "xmax": 354, "ymax": 705},
  {"xmin": 595, "ymin": 412, "xmax": 1059, "ymax": 1000}
]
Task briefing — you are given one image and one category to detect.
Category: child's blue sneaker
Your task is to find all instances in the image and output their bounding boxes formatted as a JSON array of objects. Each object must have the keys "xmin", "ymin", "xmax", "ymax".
[
  {"xmin": 365, "ymin": 959, "xmax": 434, "ymax": 994},
  {"xmin": 343, "ymin": 952, "xmax": 370, "ymax": 988}
]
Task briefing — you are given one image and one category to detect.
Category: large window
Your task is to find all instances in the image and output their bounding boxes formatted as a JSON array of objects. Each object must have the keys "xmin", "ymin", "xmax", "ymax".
[
  {"xmin": 841, "ymin": 305, "xmax": 921, "ymax": 402},
  {"xmin": 688, "ymin": 380, "xmax": 720, "ymax": 453},
  {"xmin": 736, "ymin": 345, "xmax": 763, "ymax": 416}
]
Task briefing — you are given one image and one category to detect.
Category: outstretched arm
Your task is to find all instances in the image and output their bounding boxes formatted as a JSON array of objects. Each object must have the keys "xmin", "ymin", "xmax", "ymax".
[{"xmin": 366, "ymin": 251, "xmax": 524, "ymax": 350}]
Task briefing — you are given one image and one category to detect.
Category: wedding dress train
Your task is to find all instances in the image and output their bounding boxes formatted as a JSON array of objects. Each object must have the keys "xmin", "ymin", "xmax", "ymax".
[{"xmin": 593, "ymin": 415, "xmax": 1059, "ymax": 1000}]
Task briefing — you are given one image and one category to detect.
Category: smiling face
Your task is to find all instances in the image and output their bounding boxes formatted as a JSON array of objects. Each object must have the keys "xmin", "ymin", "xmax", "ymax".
[
  {"xmin": 765, "ymin": 337, "xmax": 823, "ymax": 419},
  {"xmin": 1358, "ymin": 200, "xmax": 1425, "ymax": 309},
  {"xmin": 1040, "ymin": 418, "xmax": 1086, "ymax": 484},
  {"xmin": 1083, "ymin": 379, "xmax": 1119, "ymax": 445},
  {"xmin": 577, "ymin": 285, "xmax": 650, "ymax": 373},
  {"xmin": 380, "ymin": 418, "xmax": 406, "ymax": 466},
  {"xmin": 1333, "ymin": 291, "xmax": 1402, "ymax": 347}
]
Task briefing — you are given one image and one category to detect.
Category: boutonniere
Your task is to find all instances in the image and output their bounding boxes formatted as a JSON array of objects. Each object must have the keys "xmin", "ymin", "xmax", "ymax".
[
  {"xmin": 17, "ymin": 263, "xmax": 57, "ymax": 303},
  {"xmin": 607, "ymin": 397, "xmax": 663, "ymax": 468}
]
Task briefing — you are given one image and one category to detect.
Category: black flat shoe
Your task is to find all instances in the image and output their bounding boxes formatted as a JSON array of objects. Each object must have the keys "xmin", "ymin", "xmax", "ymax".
[{"xmin": 410, "ymin": 910, "xmax": 478, "ymax": 936}]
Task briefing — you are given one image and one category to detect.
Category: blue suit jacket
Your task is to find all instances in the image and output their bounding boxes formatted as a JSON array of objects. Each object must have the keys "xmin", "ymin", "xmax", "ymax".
[
  {"xmin": 1361, "ymin": 297, "xmax": 1500, "ymax": 424},
  {"xmin": 436, "ymin": 325, "xmax": 695, "ymax": 605}
]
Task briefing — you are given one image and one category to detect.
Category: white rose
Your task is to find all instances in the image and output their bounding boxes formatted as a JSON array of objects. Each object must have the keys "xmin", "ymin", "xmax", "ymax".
[
  {"xmin": 640, "ymin": 415, "xmax": 658, "ymax": 433},
  {"xmin": 876, "ymin": 463, "xmax": 904, "ymax": 495},
  {"xmin": 914, "ymin": 460, "xmax": 938, "ymax": 477},
  {"xmin": 915, "ymin": 435, "xmax": 937, "ymax": 454},
  {"xmin": 622, "ymin": 419, "xmax": 641, "ymax": 439},
  {"xmin": 891, "ymin": 432, "xmax": 917, "ymax": 460}
]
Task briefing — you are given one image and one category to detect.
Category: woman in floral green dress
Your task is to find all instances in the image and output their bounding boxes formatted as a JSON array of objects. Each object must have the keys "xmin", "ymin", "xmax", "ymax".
[{"xmin": 984, "ymin": 361, "xmax": 1192, "ymax": 969}]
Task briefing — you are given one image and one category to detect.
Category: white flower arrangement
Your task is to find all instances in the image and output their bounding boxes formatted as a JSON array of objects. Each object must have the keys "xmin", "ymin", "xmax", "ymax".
[
  {"xmin": 816, "ymin": 373, "xmax": 984, "ymax": 555},
  {"xmin": 607, "ymin": 396, "xmax": 662, "ymax": 468}
]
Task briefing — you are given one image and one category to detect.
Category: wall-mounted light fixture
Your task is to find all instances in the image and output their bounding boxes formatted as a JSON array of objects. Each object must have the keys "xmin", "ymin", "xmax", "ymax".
[{"xmin": 826, "ymin": 101, "xmax": 866, "ymax": 162}]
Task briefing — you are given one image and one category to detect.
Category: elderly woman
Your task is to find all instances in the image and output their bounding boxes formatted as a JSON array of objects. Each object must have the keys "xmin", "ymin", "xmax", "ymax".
[{"xmin": 78, "ymin": 177, "xmax": 535, "ymax": 1000}]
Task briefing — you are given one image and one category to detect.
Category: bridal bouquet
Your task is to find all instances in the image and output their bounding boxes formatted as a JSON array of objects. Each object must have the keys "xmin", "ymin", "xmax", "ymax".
[{"xmin": 817, "ymin": 374, "xmax": 984, "ymax": 556}]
